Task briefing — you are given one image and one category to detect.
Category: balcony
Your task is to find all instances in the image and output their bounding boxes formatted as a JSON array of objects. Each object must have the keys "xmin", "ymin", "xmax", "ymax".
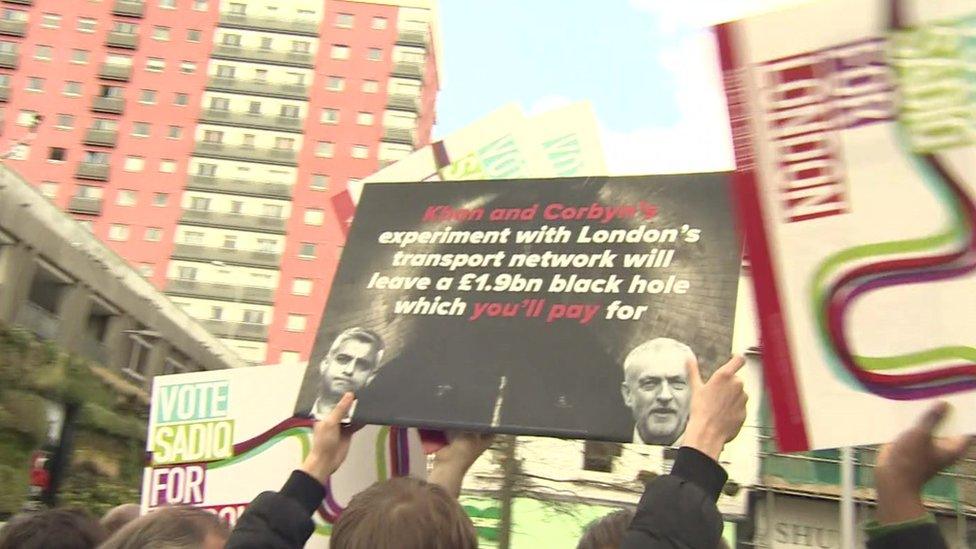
[
  {"xmin": 185, "ymin": 175, "xmax": 292, "ymax": 199},
  {"xmin": 0, "ymin": 85, "xmax": 8, "ymax": 103},
  {"xmin": 0, "ymin": 50, "xmax": 17, "ymax": 69},
  {"xmin": 199, "ymin": 108, "xmax": 303, "ymax": 133},
  {"xmin": 200, "ymin": 319, "xmax": 269, "ymax": 341},
  {"xmin": 218, "ymin": 12, "xmax": 318, "ymax": 36},
  {"xmin": 99, "ymin": 63, "xmax": 132, "ymax": 82},
  {"xmin": 67, "ymin": 196, "xmax": 103, "ymax": 215},
  {"xmin": 75, "ymin": 163, "xmax": 110, "ymax": 181},
  {"xmin": 165, "ymin": 279, "xmax": 275, "ymax": 305},
  {"xmin": 396, "ymin": 30, "xmax": 428, "ymax": 49},
  {"xmin": 106, "ymin": 31, "xmax": 139, "ymax": 50},
  {"xmin": 91, "ymin": 96, "xmax": 125, "ymax": 114},
  {"xmin": 386, "ymin": 93, "xmax": 420, "ymax": 114},
  {"xmin": 78, "ymin": 337, "xmax": 109, "ymax": 365},
  {"xmin": 112, "ymin": 0, "xmax": 144, "ymax": 17},
  {"xmin": 206, "ymin": 77, "xmax": 308, "ymax": 100},
  {"xmin": 171, "ymin": 243, "xmax": 280, "ymax": 269},
  {"xmin": 0, "ymin": 19, "xmax": 26, "ymax": 37},
  {"xmin": 391, "ymin": 61, "xmax": 424, "ymax": 80},
  {"xmin": 382, "ymin": 127, "xmax": 416, "ymax": 147},
  {"xmin": 179, "ymin": 208, "xmax": 287, "ymax": 234},
  {"xmin": 193, "ymin": 142, "xmax": 297, "ymax": 167},
  {"xmin": 83, "ymin": 128, "xmax": 118, "ymax": 147},
  {"xmin": 211, "ymin": 45, "xmax": 313, "ymax": 68},
  {"xmin": 15, "ymin": 302, "xmax": 59, "ymax": 340}
]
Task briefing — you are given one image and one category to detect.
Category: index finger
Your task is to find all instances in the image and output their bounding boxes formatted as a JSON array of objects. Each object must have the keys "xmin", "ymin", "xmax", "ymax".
[
  {"xmin": 327, "ymin": 392, "xmax": 356, "ymax": 424},
  {"xmin": 717, "ymin": 355, "xmax": 746, "ymax": 377}
]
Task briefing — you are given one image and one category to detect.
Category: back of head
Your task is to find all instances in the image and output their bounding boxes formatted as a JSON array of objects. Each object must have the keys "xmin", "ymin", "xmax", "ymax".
[
  {"xmin": 100, "ymin": 506, "xmax": 229, "ymax": 549},
  {"xmin": 331, "ymin": 477, "xmax": 477, "ymax": 549},
  {"xmin": 100, "ymin": 503, "xmax": 141, "ymax": 536},
  {"xmin": 0, "ymin": 508, "xmax": 107, "ymax": 549},
  {"xmin": 576, "ymin": 509, "xmax": 634, "ymax": 549}
]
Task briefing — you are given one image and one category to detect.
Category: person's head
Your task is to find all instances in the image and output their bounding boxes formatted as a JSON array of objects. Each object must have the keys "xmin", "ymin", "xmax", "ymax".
[
  {"xmin": 331, "ymin": 477, "xmax": 477, "ymax": 549},
  {"xmin": 0, "ymin": 508, "xmax": 107, "ymax": 549},
  {"xmin": 100, "ymin": 506, "xmax": 229, "ymax": 549},
  {"xmin": 576, "ymin": 509, "xmax": 634, "ymax": 549},
  {"xmin": 621, "ymin": 338, "xmax": 697, "ymax": 445},
  {"xmin": 100, "ymin": 503, "xmax": 141, "ymax": 536},
  {"xmin": 318, "ymin": 327, "xmax": 384, "ymax": 406}
]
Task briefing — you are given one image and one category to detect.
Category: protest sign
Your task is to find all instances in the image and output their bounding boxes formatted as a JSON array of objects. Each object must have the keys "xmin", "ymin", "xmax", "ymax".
[
  {"xmin": 716, "ymin": 0, "xmax": 976, "ymax": 450},
  {"xmin": 141, "ymin": 365, "xmax": 426, "ymax": 547},
  {"xmin": 300, "ymin": 174, "xmax": 741, "ymax": 443}
]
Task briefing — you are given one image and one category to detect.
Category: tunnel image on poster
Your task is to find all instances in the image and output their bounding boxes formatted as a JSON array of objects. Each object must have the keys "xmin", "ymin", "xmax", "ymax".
[{"xmin": 295, "ymin": 174, "xmax": 741, "ymax": 444}]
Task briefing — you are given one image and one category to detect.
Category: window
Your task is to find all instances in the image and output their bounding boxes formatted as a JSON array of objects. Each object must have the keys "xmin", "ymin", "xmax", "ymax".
[
  {"xmin": 291, "ymin": 278, "xmax": 312, "ymax": 296},
  {"xmin": 76, "ymin": 185, "xmax": 101, "ymax": 198},
  {"xmin": 48, "ymin": 147, "xmax": 66, "ymax": 161},
  {"xmin": 197, "ymin": 163, "xmax": 217, "ymax": 176},
  {"xmin": 193, "ymin": 0, "xmax": 208, "ymax": 11},
  {"xmin": 34, "ymin": 45, "xmax": 52, "ymax": 60},
  {"xmin": 367, "ymin": 48, "xmax": 382, "ymax": 61},
  {"xmin": 209, "ymin": 306, "xmax": 222, "ymax": 320},
  {"xmin": 331, "ymin": 45, "xmax": 349, "ymax": 60},
  {"xmin": 274, "ymin": 137, "xmax": 295, "ymax": 151},
  {"xmin": 287, "ymin": 72, "xmax": 305, "ymax": 85},
  {"xmin": 177, "ymin": 266, "xmax": 197, "ymax": 280},
  {"xmin": 279, "ymin": 105, "xmax": 299, "ymax": 118},
  {"xmin": 139, "ymin": 89, "xmax": 157, "ymax": 104},
  {"xmin": 39, "ymin": 181, "xmax": 58, "ymax": 198},
  {"xmin": 336, "ymin": 13, "xmax": 353, "ymax": 28},
  {"xmin": 216, "ymin": 64, "xmax": 235, "ymax": 78},
  {"xmin": 254, "ymin": 69, "xmax": 268, "ymax": 82},
  {"xmin": 160, "ymin": 0, "xmax": 176, "ymax": 8},
  {"xmin": 77, "ymin": 17, "xmax": 97, "ymax": 33},
  {"xmin": 372, "ymin": 17, "xmax": 387, "ymax": 29},
  {"xmin": 298, "ymin": 243, "xmax": 316, "ymax": 258},
  {"xmin": 0, "ymin": 41, "xmax": 15, "ymax": 54},
  {"xmin": 92, "ymin": 118, "xmax": 117, "ymax": 132},
  {"xmin": 100, "ymin": 85, "xmax": 124, "ymax": 98},
  {"xmin": 180, "ymin": 61, "xmax": 196, "ymax": 74},
  {"xmin": 357, "ymin": 112, "xmax": 374, "ymax": 126},
  {"xmin": 138, "ymin": 264, "xmax": 154, "ymax": 277},
  {"xmin": 153, "ymin": 193, "xmax": 169, "ymax": 206},
  {"xmin": 304, "ymin": 208, "xmax": 324, "ymax": 226},
  {"xmin": 17, "ymin": 109, "xmax": 37, "ymax": 126},
  {"xmin": 326, "ymin": 76, "xmax": 345, "ymax": 91},
  {"xmin": 210, "ymin": 97, "xmax": 230, "ymax": 111},
  {"xmin": 280, "ymin": 351, "xmax": 301, "ymax": 364},
  {"xmin": 190, "ymin": 196, "xmax": 211, "ymax": 211},
  {"xmin": 113, "ymin": 21, "xmax": 137, "ymax": 34},
  {"xmin": 256, "ymin": 238, "xmax": 275, "ymax": 253},
  {"xmin": 146, "ymin": 58, "xmax": 165, "ymax": 72},
  {"xmin": 315, "ymin": 141, "xmax": 334, "ymax": 158},
  {"xmin": 187, "ymin": 29, "xmax": 201, "ymax": 42},
  {"xmin": 167, "ymin": 125, "xmax": 182, "ymax": 139},
  {"xmin": 145, "ymin": 228, "xmax": 163, "ymax": 241},
  {"xmin": 116, "ymin": 189, "xmax": 137, "ymax": 206},
  {"xmin": 230, "ymin": 200, "xmax": 243, "ymax": 213},
  {"xmin": 222, "ymin": 235, "xmax": 237, "ymax": 249},
  {"xmin": 159, "ymin": 159, "xmax": 177, "ymax": 173},
  {"xmin": 174, "ymin": 93, "xmax": 189, "ymax": 106},
  {"xmin": 55, "ymin": 114, "xmax": 74, "ymax": 129},
  {"xmin": 291, "ymin": 40, "xmax": 310, "ymax": 53},
  {"xmin": 242, "ymin": 310, "xmax": 264, "ymax": 324},
  {"xmin": 152, "ymin": 26, "xmax": 170, "ymax": 41},
  {"xmin": 132, "ymin": 122, "xmax": 150, "ymax": 137},
  {"xmin": 70, "ymin": 49, "xmax": 89, "ymax": 64},
  {"xmin": 241, "ymin": 134, "xmax": 255, "ymax": 148},
  {"xmin": 262, "ymin": 204, "xmax": 283, "ymax": 218},
  {"xmin": 123, "ymin": 156, "xmax": 144, "ymax": 172},
  {"xmin": 108, "ymin": 224, "xmax": 130, "ymax": 241},
  {"xmin": 351, "ymin": 145, "xmax": 369, "ymax": 159},
  {"xmin": 247, "ymin": 100, "xmax": 261, "ymax": 114},
  {"xmin": 203, "ymin": 130, "xmax": 224, "ymax": 144},
  {"xmin": 26, "ymin": 77, "xmax": 44, "ymax": 92},
  {"xmin": 362, "ymin": 80, "xmax": 379, "ymax": 93},
  {"xmin": 582, "ymin": 441, "xmax": 621, "ymax": 473},
  {"xmin": 222, "ymin": 33, "xmax": 241, "ymax": 47},
  {"xmin": 285, "ymin": 314, "xmax": 307, "ymax": 332},
  {"xmin": 183, "ymin": 231, "xmax": 204, "ymax": 244},
  {"xmin": 259, "ymin": 37, "xmax": 272, "ymax": 50},
  {"xmin": 321, "ymin": 108, "xmax": 339, "ymax": 124},
  {"xmin": 84, "ymin": 151, "xmax": 109, "ymax": 165},
  {"xmin": 228, "ymin": 2, "xmax": 246, "ymax": 14},
  {"xmin": 2, "ymin": 9, "xmax": 25, "ymax": 22},
  {"xmin": 63, "ymin": 81, "xmax": 82, "ymax": 96},
  {"xmin": 311, "ymin": 174, "xmax": 329, "ymax": 191},
  {"xmin": 41, "ymin": 13, "xmax": 61, "ymax": 29}
]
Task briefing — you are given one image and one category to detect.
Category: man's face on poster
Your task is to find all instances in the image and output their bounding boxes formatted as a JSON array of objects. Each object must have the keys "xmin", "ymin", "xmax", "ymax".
[
  {"xmin": 319, "ymin": 336, "xmax": 380, "ymax": 403},
  {"xmin": 622, "ymin": 344, "xmax": 693, "ymax": 445}
]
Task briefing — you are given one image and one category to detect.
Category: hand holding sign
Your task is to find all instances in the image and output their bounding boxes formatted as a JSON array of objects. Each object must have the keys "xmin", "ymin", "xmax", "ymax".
[
  {"xmin": 682, "ymin": 356, "xmax": 748, "ymax": 461},
  {"xmin": 300, "ymin": 392, "xmax": 356, "ymax": 484}
]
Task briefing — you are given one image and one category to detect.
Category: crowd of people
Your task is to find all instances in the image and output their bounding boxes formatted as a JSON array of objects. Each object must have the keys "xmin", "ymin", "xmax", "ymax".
[{"xmin": 0, "ymin": 355, "xmax": 970, "ymax": 548}]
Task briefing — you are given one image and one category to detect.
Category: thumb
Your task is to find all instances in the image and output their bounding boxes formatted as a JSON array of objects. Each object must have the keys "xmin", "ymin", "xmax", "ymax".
[{"xmin": 685, "ymin": 357, "xmax": 703, "ymax": 391}]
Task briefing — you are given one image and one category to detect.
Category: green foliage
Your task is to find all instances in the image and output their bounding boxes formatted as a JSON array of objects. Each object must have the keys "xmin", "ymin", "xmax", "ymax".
[
  {"xmin": 77, "ymin": 403, "xmax": 146, "ymax": 442},
  {"xmin": 58, "ymin": 465, "xmax": 141, "ymax": 518}
]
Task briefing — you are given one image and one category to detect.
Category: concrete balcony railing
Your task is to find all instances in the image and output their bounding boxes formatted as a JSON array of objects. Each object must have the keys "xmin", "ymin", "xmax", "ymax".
[
  {"xmin": 75, "ymin": 163, "xmax": 110, "ymax": 181},
  {"xmin": 67, "ymin": 196, "xmax": 103, "ymax": 215},
  {"xmin": 165, "ymin": 278, "xmax": 275, "ymax": 305},
  {"xmin": 0, "ymin": 20, "xmax": 27, "ymax": 37},
  {"xmin": 200, "ymin": 319, "xmax": 269, "ymax": 341},
  {"xmin": 206, "ymin": 77, "xmax": 308, "ymax": 100},
  {"xmin": 396, "ymin": 29, "xmax": 428, "ymax": 49},
  {"xmin": 112, "ymin": 0, "xmax": 144, "ymax": 17},
  {"xmin": 170, "ymin": 243, "xmax": 281, "ymax": 269},
  {"xmin": 83, "ymin": 128, "xmax": 118, "ymax": 147},
  {"xmin": 199, "ymin": 108, "xmax": 303, "ymax": 133},
  {"xmin": 218, "ymin": 12, "xmax": 318, "ymax": 36},
  {"xmin": 0, "ymin": 85, "xmax": 9, "ymax": 102},
  {"xmin": 91, "ymin": 96, "xmax": 125, "ymax": 114},
  {"xmin": 106, "ymin": 31, "xmax": 139, "ymax": 49},
  {"xmin": 386, "ymin": 93, "xmax": 421, "ymax": 114},
  {"xmin": 185, "ymin": 175, "xmax": 292, "ymax": 199},
  {"xmin": 382, "ymin": 127, "xmax": 416, "ymax": 147},
  {"xmin": 391, "ymin": 61, "xmax": 424, "ymax": 80},
  {"xmin": 15, "ymin": 302, "xmax": 59, "ymax": 340},
  {"xmin": 99, "ymin": 63, "xmax": 132, "ymax": 81},
  {"xmin": 179, "ymin": 208, "xmax": 287, "ymax": 234},
  {"xmin": 193, "ymin": 141, "xmax": 297, "ymax": 167},
  {"xmin": 0, "ymin": 50, "xmax": 18, "ymax": 69},
  {"xmin": 211, "ymin": 45, "xmax": 313, "ymax": 68},
  {"xmin": 78, "ymin": 337, "xmax": 109, "ymax": 365}
]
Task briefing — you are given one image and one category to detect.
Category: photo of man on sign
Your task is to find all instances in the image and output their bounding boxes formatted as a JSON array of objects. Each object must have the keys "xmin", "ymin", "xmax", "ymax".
[
  {"xmin": 621, "ymin": 338, "xmax": 695, "ymax": 445},
  {"xmin": 294, "ymin": 327, "xmax": 385, "ymax": 418}
]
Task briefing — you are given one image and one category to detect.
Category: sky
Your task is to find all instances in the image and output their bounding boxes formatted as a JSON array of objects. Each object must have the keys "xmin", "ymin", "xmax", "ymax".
[{"xmin": 434, "ymin": 0, "xmax": 804, "ymax": 175}]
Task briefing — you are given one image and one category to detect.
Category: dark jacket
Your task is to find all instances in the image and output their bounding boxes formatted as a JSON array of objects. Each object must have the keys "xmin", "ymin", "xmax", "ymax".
[
  {"xmin": 225, "ymin": 470, "xmax": 324, "ymax": 549},
  {"xmin": 621, "ymin": 446, "xmax": 728, "ymax": 549},
  {"xmin": 867, "ymin": 522, "xmax": 947, "ymax": 549}
]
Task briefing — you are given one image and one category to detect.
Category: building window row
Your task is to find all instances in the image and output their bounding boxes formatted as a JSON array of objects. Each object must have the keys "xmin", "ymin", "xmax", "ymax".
[{"xmin": 329, "ymin": 44, "xmax": 384, "ymax": 62}]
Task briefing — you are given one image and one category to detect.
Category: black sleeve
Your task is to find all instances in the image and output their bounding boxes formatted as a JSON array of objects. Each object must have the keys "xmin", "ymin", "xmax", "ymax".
[
  {"xmin": 867, "ymin": 524, "xmax": 948, "ymax": 549},
  {"xmin": 225, "ymin": 470, "xmax": 324, "ymax": 549},
  {"xmin": 621, "ymin": 447, "xmax": 728, "ymax": 549}
]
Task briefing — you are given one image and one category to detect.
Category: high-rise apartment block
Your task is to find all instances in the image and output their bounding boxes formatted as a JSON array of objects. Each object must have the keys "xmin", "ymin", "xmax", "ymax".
[{"xmin": 0, "ymin": 0, "xmax": 439, "ymax": 364}]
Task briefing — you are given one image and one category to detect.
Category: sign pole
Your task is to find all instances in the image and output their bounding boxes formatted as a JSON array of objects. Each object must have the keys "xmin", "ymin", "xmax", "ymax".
[{"xmin": 840, "ymin": 446, "xmax": 856, "ymax": 548}]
